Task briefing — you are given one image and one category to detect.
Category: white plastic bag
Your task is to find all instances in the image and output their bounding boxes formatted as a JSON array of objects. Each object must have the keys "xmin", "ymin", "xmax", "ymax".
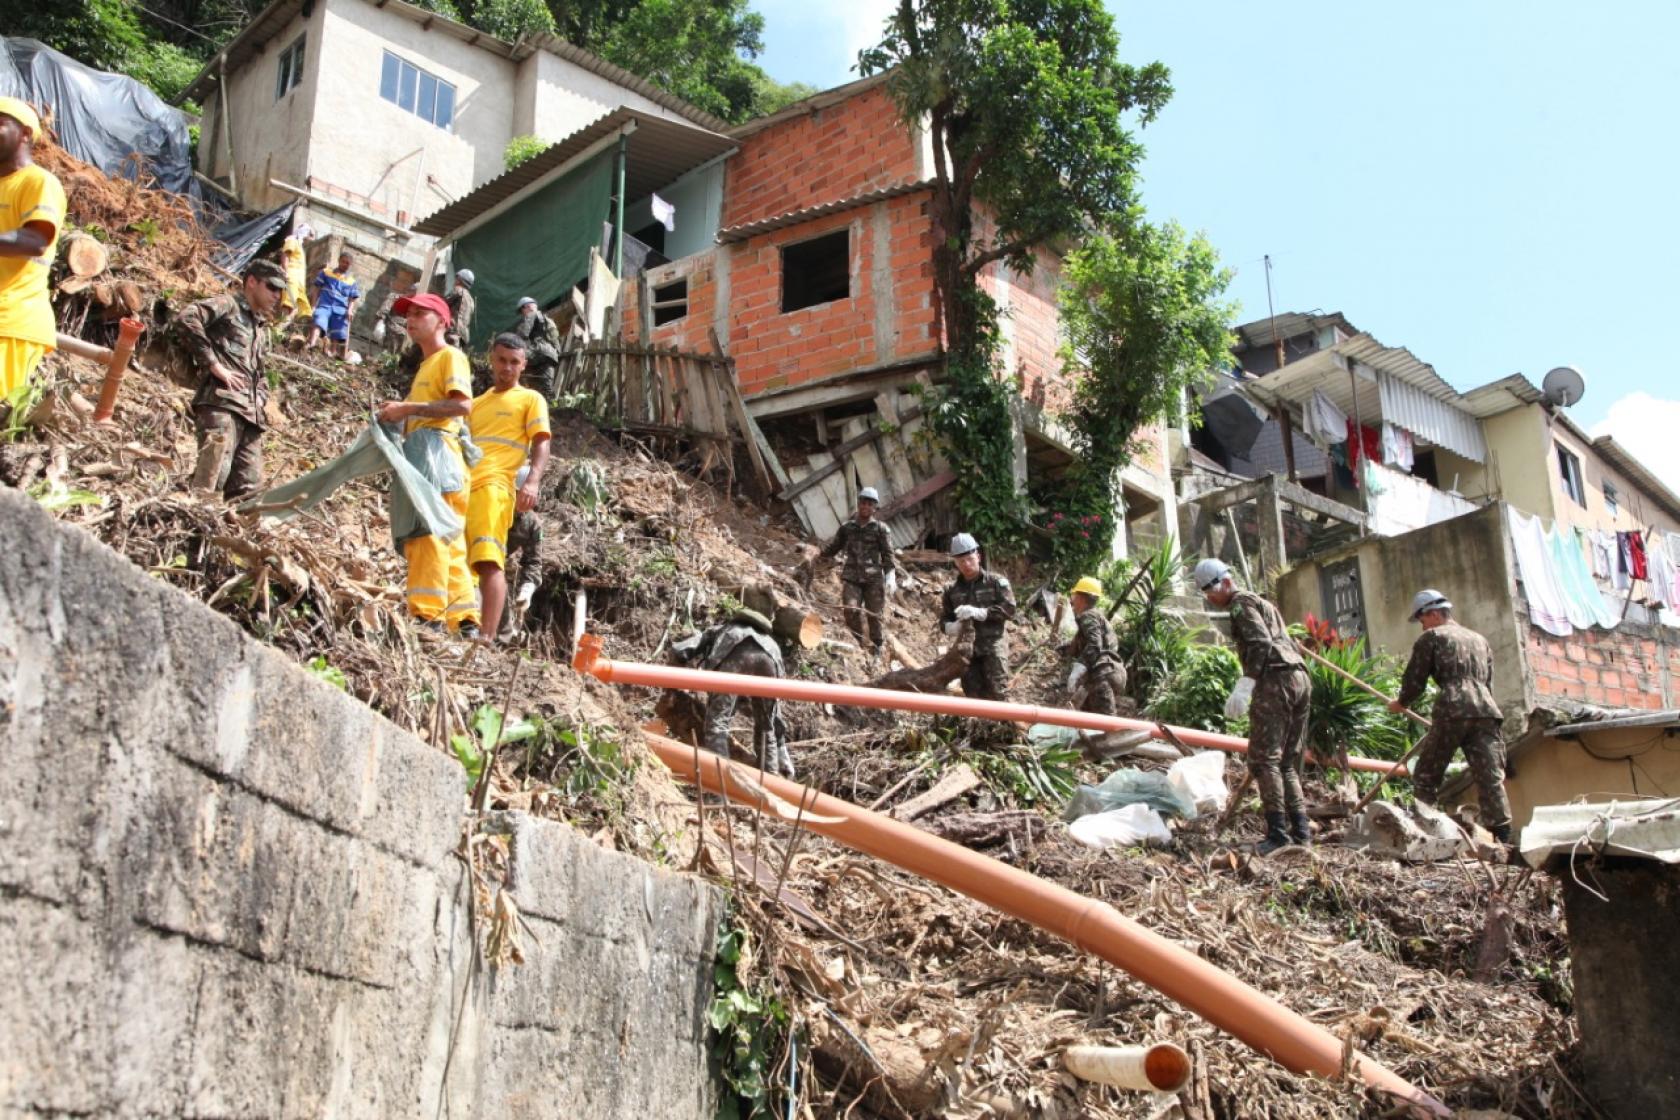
[
  {"xmin": 1224, "ymin": 676, "xmax": 1255, "ymax": 721},
  {"xmin": 1167, "ymin": 750, "xmax": 1229, "ymax": 818},
  {"xmin": 1067, "ymin": 803, "xmax": 1173, "ymax": 849}
]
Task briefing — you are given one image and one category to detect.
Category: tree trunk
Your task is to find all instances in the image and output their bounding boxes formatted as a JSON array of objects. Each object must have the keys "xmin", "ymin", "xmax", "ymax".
[{"xmin": 866, "ymin": 627, "xmax": 972, "ymax": 692}]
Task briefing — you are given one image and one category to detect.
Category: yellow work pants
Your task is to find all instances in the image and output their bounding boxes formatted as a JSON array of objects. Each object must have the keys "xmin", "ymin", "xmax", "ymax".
[
  {"xmin": 405, "ymin": 488, "xmax": 481, "ymax": 628},
  {"xmin": 0, "ymin": 337, "xmax": 49, "ymax": 400}
]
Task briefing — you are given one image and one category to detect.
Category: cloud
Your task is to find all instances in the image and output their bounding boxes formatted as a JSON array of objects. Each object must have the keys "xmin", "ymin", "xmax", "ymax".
[
  {"xmin": 837, "ymin": 0, "xmax": 898, "ymax": 58},
  {"xmin": 1589, "ymin": 392, "xmax": 1680, "ymax": 497}
]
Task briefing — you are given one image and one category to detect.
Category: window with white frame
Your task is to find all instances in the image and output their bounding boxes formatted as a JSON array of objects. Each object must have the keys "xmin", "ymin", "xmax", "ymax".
[
  {"xmin": 275, "ymin": 35, "xmax": 305, "ymax": 100},
  {"xmin": 1557, "ymin": 443, "xmax": 1587, "ymax": 507},
  {"xmin": 1603, "ymin": 480, "xmax": 1619, "ymax": 518},
  {"xmin": 379, "ymin": 51, "xmax": 455, "ymax": 130}
]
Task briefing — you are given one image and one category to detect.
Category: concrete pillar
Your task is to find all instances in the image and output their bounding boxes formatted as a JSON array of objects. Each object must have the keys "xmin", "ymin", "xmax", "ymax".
[{"xmin": 1008, "ymin": 397, "xmax": 1029, "ymax": 495}]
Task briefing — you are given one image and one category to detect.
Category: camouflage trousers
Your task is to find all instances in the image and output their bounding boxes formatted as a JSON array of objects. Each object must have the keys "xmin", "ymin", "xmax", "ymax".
[
  {"xmin": 192, "ymin": 407, "xmax": 265, "ymax": 501},
  {"xmin": 1411, "ymin": 716, "xmax": 1512, "ymax": 832},
  {"xmin": 522, "ymin": 361, "xmax": 557, "ymax": 401},
  {"xmin": 960, "ymin": 650, "xmax": 1009, "ymax": 702},
  {"xmin": 842, "ymin": 578, "xmax": 886, "ymax": 650},
  {"xmin": 1246, "ymin": 667, "xmax": 1311, "ymax": 816},
  {"xmin": 703, "ymin": 692, "xmax": 792, "ymax": 776},
  {"xmin": 1078, "ymin": 663, "xmax": 1128, "ymax": 716}
]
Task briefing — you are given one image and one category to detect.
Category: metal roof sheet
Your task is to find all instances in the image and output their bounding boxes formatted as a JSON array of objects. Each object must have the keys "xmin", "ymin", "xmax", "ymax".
[
  {"xmin": 716, "ymin": 180, "xmax": 932, "ymax": 243},
  {"xmin": 1233, "ymin": 311, "xmax": 1359, "ymax": 350},
  {"xmin": 413, "ymin": 107, "xmax": 735, "ymax": 238},
  {"xmin": 1549, "ymin": 709, "xmax": 1680, "ymax": 737}
]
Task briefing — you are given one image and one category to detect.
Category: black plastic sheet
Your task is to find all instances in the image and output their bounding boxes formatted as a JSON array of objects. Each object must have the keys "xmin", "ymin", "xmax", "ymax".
[
  {"xmin": 211, "ymin": 202, "xmax": 295, "ymax": 275},
  {"xmin": 0, "ymin": 37, "xmax": 199, "ymax": 200}
]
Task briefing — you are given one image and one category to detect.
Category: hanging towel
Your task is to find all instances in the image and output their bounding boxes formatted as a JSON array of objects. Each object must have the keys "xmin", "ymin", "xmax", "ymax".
[
  {"xmin": 1589, "ymin": 530, "xmax": 1616, "ymax": 582},
  {"xmin": 650, "ymin": 192, "xmax": 676, "ymax": 233},
  {"xmin": 1628, "ymin": 531, "xmax": 1650, "ymax": 581},
  {"xmin": 1647, "ymin": 545, "xmax": 1680, "ymax": 614},
  {"xmin": 1302, "ymin": 389, "xmax": 1349, "ymax": 445},
  {"xmin": 1345, "ymin": 420, "xmax": 1382, "ymax": 486},
  {"xmin": 1508, "ymin": 507, "xmax": 1574, "ymax": 636},
  {"xmin": 1380, "ymin": 423, "xmax": 1414, "ymax": 471},
  {"xmin": 1547, "ymin": 522, "xmax": 1620, "ymax": 630}
]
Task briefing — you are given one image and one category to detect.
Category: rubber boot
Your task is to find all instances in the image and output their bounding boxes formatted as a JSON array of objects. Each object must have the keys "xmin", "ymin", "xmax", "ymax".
[
  {"xmin": 1289, "ymin": 810, "xmax": 1313, "ymax": 847},
  {"xmin": 1256, "ymin": 812, "xmax": 1292, "ymax": 855},
  {"xmin": 1491, "ymin": 823, "xmax": 1513, "ymax": 846}
]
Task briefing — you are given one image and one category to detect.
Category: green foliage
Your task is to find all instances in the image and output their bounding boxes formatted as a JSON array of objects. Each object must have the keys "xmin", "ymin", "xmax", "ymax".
[
  {"xmin": 749, "ymin": 74, "xmax": 818, "ymax": 114},
  {"xmin": 1147, "ymin": 642, "xmax": 1240, "ymax": 732},
  {"xmin": 541, "ymin": 722, "xmax": 632, "ymax": 802},
  {"xmin": 123, "ymin": 37, "xmax": 205, "ymax": 102},
  {"xmin": 709, "ymin": 915, "xmax": 789, "ymax": 1117},
  {"xmin": 503, "ymin": 134, "xmax": 549, "ymax": 171},
  {"xmin": 593, "ymin": 0, "xmax": 773, "ymax": 123},
  {"xmin": 1299, "ymin": 635, "xmax": 1428, "ymax": 766},
  {"xmin": 1100, "ymin": 537, "xmax": 1194, "ymax": 704},
  {"xmin": 305, "ymin": 655, "xmax": 348, "ymax": 691},
  {"xmin": 449, "ymin": 703, "xmax": 540, "ymax": 789},
  {"xmin": 970, "ymin": 739, "xmax": 1082, "ymax": 805},
  {"xmin": 466, "ymin": 0, "xmax": 555, "ymax": 40}
]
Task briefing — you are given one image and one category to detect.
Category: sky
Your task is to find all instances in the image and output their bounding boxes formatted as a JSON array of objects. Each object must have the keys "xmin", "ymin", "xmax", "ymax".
[{"xmin": 748, "ymin": 0, "xmax": 1680, "ymax": 493}]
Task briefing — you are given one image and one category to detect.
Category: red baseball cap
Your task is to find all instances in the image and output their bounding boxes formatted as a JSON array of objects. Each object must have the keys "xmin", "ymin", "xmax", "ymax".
[{"xmin": 392, "ymin": 292, "xmax": 452, "ymax": 327}]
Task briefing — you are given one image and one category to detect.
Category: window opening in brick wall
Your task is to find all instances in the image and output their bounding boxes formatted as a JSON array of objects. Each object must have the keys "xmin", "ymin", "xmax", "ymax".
[
  {"xmin": 1603, "ymin": 480, "xmax": 1619, "ymax": 518},
  {"xmin": 781, "ymin": 230, "xmax": 850, "ymax": 312},
  {"xmin": 652, "ymin": 278, "xmax": 688, "ymax": 326},
  {"xmin": 276, "ymin": 35, "xmax": 305, "ymax": 100},
  {"xmin": 1558, "ymin": 443, "xmax": 1587, "ymax": 507},
  {"xmin": 379, "ymin": 51, "xmax": 455, "ymax": 130}
]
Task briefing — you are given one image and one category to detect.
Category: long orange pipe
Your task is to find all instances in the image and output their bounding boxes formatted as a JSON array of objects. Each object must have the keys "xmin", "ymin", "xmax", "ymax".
[
  {"xmin": 574, "ymin": 634, "xmax": 1405, "ymax": 776},
  {"xmin": 641, "ymin": 728, "xmax": 1446, "ymax": 1114}
]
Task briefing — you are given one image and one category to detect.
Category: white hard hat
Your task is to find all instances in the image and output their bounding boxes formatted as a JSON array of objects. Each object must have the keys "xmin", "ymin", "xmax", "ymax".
[
  {"xmin": 455, "ymin": 268, "xmax": 475, "ymax": 285},
  {"xmin": 858, "ymin": 486, "xmax": 880, "ymax": 503},
  {"xmin": 1410, "ymin": 589, "xmax": 1452, "ymax": 620},
  {"xmin": 949, "ymin": 532, "xmax": 979, "ymax": 557},
  {"xmin": 518, "ymin": 296, "xmax": 537, "ymax": 308},
  {"xmin": 1192, "ymin": 558, "xmax": 1232, "ymax": 592}
]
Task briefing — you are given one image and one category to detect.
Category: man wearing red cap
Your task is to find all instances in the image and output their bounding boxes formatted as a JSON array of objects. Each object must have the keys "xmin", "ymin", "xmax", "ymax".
[
  {"xmin": 0, "ymin": 97, "xmax": 67, "ymax": 401},
  {"xmin": 376, "ymin": 292, "xmax": 478, "ymax": 633}
]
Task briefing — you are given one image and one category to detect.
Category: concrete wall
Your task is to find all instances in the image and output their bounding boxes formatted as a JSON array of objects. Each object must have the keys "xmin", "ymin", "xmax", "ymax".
[
  {"xmin": 0, "ymin": 489, "xmax": 720, "ymax": 1119},
  {"xmin": 515, "ymin": 49, "xmax": 689, "ymax": 141},
  {"xmin": 199, "ymin": 5, "xmax": 322, "ymax": 213},
  {"xmin": 1277, "ymin": 502, "xmax": 1531, "ymax": 719},
  {"xmin": 1448, "ymin": 726, "xmax": 1680, "ymax": 830},
  {"xmin": 1482, "ymin": 406, "xmax": 1553, "ymax": 521}
]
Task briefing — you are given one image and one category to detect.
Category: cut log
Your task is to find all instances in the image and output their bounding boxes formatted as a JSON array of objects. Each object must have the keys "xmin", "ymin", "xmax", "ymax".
[
  {"xmin": 921, "ymin": 810, "xmax": 1048, "ymax": 848},
  {"xmin": 773, "ymin": 604, "xmax": 823, "ymax": 649},
  {"xmin": 884, "ymin": 633, "xmax": 922, "ymax": 671},
  {"xmin": 115, "ymin": 281, "xmax": 145, "ymax": 315},
  {"xmin": 891, "ymin": 763, "xmax": 981, "ymax": 821},
  {"xmin": 866, "ymin": 628, "xmax": 972, "ymax": 693},
  {"xmin": 61, "ymin": 232, "xmax": 108, "ymax": 279}
]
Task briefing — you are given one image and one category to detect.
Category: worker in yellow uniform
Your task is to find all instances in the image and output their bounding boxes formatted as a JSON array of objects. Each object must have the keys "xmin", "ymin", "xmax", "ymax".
[
  {"xmin": 0, "ymin": 97, "xmax": 67, "ymax": 401},
  {"xmin": 278, "ymin": 234, "xmax": 312, "ymax": 322},
  {"xmin": 375, "ymin": 291, "xmax": 477, "ymax": 634},
  {"xmin": 465, "ymin": 332, "xmax": 551, "ymax": 642}
]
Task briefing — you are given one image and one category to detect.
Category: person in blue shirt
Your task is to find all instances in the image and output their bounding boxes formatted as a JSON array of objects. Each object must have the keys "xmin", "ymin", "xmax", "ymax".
[{"xmin": 306, "ymin": 249, "xmax": 361, "ymax": 359}]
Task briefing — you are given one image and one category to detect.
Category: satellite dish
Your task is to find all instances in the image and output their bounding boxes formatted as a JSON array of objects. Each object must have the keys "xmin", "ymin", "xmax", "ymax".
[{"xmin": 1542, "ymin": 365, "xmax": 1586, "ymax": 408}]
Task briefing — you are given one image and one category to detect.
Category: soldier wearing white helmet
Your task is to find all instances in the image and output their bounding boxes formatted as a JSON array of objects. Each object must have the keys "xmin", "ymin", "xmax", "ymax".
[
  {"xmin": 446, "ymin": 268, "xmax": 476, "ymax": 349},
  {"xmin": 813, "ymin": 485, "xmax": 903, "ymax": 657},
  {"xmin": 1391, "ymin": 589, "xmax": 1513, "ymax": 843},
  {"xmin": 1194, "ymin": 556, "xmax": 1311, "ymax": 854},
  {"xmin": 941, "ymin": 533, "xmax": 1017, "ymax": 700}
]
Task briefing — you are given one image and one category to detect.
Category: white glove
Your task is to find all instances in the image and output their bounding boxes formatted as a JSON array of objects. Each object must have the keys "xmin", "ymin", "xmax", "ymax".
[
  {"xmin": 1066, "ymin": 662, "xmax": 1088, "ymax": 693},
  {"xmin": 955, "ymin": 604, "xmax": 988, "ymax": 622},
  {"xmin": 884, "ymin": 570, "xmax": 898, "ymax": 596},
  {"xmin": 1224, "ymin": 677, "xmax": 1256, "ymax": 721},
  {"xmin": 943, "ymin": 620, "xmax": 963, "ymax": 636},
  {"xmin": 516, "ymin": 581, "xmax": 537, "ymax": 606}
]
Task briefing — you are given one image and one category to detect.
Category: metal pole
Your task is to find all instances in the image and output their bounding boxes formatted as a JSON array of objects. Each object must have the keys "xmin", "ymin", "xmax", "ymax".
[{"xmin": 612, "ymin": 130, "xmax": 628, "ymax": 277}]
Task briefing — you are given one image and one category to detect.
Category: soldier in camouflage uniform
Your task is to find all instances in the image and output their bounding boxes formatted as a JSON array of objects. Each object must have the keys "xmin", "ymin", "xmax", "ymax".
[
  {"xmin": 1195, "ymin": 558, "xmax": 1311, "ymax": 854},
  {"xmin": 179, "ymin": 259, "xmax": 288, "ymax": 500},
  {"xmin": 815, "ymin": 487, "xmax": 904, "ymax": 656},
  {"xmin": 1392, "ymin": 590, "xmax": 1513, "ymax": 843},
  {"xmin": 496, "ymin": 465, "xmax": 545, "ymax": 639},
  {"xmin": 670, "ymin": 610, "xmax": 795, "ymax": 778},
  {"xmin": 1061, "ymin": 577, "xmax": 1128, "ymax": 715},
  {"xmin": 514, "ymin": 296, "xmax": 562, "ymax": 399},
  {"xmin": 941, "ymin": 533, "xmax": 1017, "ymax": 701},
  {"xmin": 446, "ymin": 269, "xmax": 476, "ymax": 350}
]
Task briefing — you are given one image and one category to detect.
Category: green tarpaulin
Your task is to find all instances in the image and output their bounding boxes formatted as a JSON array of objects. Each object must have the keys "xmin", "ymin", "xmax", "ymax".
[{"xmin": 452, "ymin": 150, "xmax": 615, "ymax": 352}]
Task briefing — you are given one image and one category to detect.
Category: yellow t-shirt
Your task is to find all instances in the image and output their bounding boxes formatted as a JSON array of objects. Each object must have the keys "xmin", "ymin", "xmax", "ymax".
[
  {"xmin": 404, "ymin": 346, "xmax": 473, "ymax": 435},
  {"xmin": 469, "ymin": 385, "xmax": 551, "ymax": 488},
  {"xmin": 0, "ymin": 163, "xmax": 67, "ymax": 347}
]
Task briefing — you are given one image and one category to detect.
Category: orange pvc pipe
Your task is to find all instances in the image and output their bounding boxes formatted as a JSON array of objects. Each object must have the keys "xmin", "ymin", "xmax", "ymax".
[
  {"xmin": 642, "ymin": 728, "xmax": 1446, "ymax": 1114},
  {"xmin": 91, "ymin": 318, "xmax": 145, "ymax": 424},
  {"xmin": 574, "ymin": 634, "xmax": 1405, "ymax": 776}
]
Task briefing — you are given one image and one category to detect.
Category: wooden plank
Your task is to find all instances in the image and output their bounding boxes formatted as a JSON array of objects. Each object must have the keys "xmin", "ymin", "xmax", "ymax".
[
  {"xmin": 840, "ymin": 416, "xmax": 892, "ymax": 506},
  {"xmin": 712, "ymin": 344, "xmax": 773, "ymax": 492},
  {"xmin": 774, "ymin": 405, "xmax": 925, "ymax": 502},
  {"xmin": 878, "ymin": 470, "xmax": 957, "ymax": 521},
  {"xmin": 811, "ymin": 449, "xmax": 853, "ymax": 529},
  {"xmin": 786, "ymin": 462, "xmax": 841, "ymax": 539}
]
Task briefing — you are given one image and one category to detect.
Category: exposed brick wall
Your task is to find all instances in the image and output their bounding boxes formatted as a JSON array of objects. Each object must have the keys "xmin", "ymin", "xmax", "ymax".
[
  {"xmin": 1523, "ymin": 622, "xmax": 1680, "ymax": 710},
  {"xmin": 982, "ymin": 244, "xmax": 1068, "ymax": 413},
  {"xmin": 624, "ymin": 193, "xmax": 938, "ymax": 397},
  {"xmin": 723, "ymin": 86, "xmax": 922, "ymax": 229}
]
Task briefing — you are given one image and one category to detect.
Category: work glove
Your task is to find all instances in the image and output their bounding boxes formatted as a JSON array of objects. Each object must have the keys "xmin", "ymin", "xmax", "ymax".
[
  {"xmin": 1224, "ymin": 677, "xmax": 1256, "ymax": 721},
  {"xmin": 884, "ymin": 570, "xmax": 898, "ymax": 596},
  {"xmin": 516, "ymin": 580, "xmax": 537, "ymax": 607},
  {"xmin": 1066, "ymin": 662, "xmax": 1088, "ymax": 693},
  {"xmin": 943, "ymin": 620, "xmax": 963, "ymax": 636},
  {"xmin": 954, "ymin": 604, "xmax": 988, "ymax": 622}
]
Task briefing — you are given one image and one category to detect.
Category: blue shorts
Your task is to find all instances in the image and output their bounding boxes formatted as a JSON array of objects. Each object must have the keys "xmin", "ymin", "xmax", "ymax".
[{"xmin": 312, "ymin": 306, "xmax": 350, "ymax": 341}]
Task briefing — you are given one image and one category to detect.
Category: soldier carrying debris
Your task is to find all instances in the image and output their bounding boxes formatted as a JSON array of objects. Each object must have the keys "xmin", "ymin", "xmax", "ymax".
[
  {"xmin": 179, "ymin": 259, "xmax": 289, "ymax": 501},
  {"xmin": 670, "ymin": 608, "xmax": 795, "ymax": 778},
  {"xmin": 1061, "ymin": 576, "xmax": 1128, "ymax": 714},
  {"xmin": 1195, "ymin": 558, "xmax": 1311, "ymax": 854},
  {"xmin": 812, "ymin": 486, "xmax": 904, "ymax": 659},
  {"xmin": 941, "ymin": 532, "xmax": 1017, "ymax": 700},
  {"xmin": 1391, "ymin": 589, "xmax": 1514, "ymax": 845}
]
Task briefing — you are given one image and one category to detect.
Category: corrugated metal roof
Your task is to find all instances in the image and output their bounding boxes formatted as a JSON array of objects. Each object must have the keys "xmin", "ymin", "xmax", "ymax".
[
  {"xmin": 716, "ymin": 180, "xmax": 932, "ymax": 243},
  {"xmin": 1550, "ymin": 709, "xmax": 1680, "ymax": 737},
  {"xmin": 1233, "ymin": 311, "xmax": 1359, "ymax": 350},
  {"xmin": 1458, "ymin": 373, "xmax": 1545, "ymax": 418},
  {"xmin": 1377, "ymin": 370, "xmax": 1487, "ymax": 461},
  {"xmin": 413, "ymin": 107, "xmax": 735, "ymax": 238}
]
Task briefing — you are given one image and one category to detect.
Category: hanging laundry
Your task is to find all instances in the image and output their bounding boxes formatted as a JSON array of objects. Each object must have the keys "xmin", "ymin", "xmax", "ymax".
[
  {"xmin": 1380, "ymin": 423, "xmax": 1414, "ymax": 472},
  {"xmin": 1508, "ymin": 507, "xmax": 1574, "ymax": 636},
  {"xmin": 1301, "ymin": 389, "xmax": 1349, "ymax": 445},
  {"xmin": 1547, "ymin": 523, "xmax": 1619, "ymax": 630},
  {"xmin": 1344, "ymin": 420, "xmax": 1382, "ymax": 487},
  {"xmin": 1627, "ymin": 530, "xmax": 1649, "ymax": 581},
  {"xmin": 1589, "ymin": 529, "xmax": 1617, "ymax": 582},
  {"xmin": 650, "ymin": 193, "xmax": 676, "ymax": 232},
  {"xmin": 1647, "ymin": 545, "xmax": 1680, "ymax": 615}
]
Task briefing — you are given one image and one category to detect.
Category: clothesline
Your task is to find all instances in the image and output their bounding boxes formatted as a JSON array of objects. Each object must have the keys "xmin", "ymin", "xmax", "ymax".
[{"xmin": 1506, "ymin": 507, "xmax": 1680, "ymax": 636}]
